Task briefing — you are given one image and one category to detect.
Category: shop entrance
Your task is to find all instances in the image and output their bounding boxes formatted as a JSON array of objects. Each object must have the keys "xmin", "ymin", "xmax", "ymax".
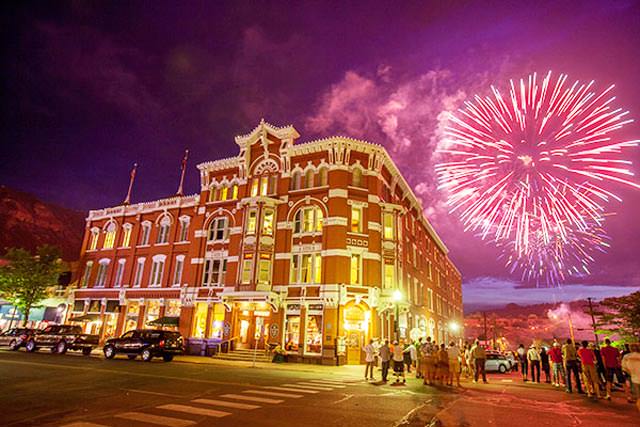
[
  {"xmin": 344, "ymin": 304, "xmax": 368, "ymax": 364},
  {"xmin": 235, "ymin": 306, "xmax": 270, "ymax": 350}
]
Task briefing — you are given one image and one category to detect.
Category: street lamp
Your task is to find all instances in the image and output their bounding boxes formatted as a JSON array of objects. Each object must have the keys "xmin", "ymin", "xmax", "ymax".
[{"xmin": 392, "ymin": 289, "xmax": 402, "ymax": 341}]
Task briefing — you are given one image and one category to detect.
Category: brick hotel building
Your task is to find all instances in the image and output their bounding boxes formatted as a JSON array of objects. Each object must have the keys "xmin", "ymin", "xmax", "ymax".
[{"xmin": 71, "ymin": 121, "xmax": 462, "ymax": 365}]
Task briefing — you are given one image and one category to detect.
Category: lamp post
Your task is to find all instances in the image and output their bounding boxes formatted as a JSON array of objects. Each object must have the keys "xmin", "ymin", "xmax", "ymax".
[{"xmin": 392, "ymin": 289, "xmax": 402, "ymax": 341}]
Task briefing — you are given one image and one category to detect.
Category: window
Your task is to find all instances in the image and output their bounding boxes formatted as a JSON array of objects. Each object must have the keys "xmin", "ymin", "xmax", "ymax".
[
  {"xmin": 251, "ymin": 178, "xmax": 259, "ymax": 197},
  {"xmin": 231, "ymin": 184, "xmax": 238, "ymax": 199},
  {"xmin": 208, "ymin": 187, "xmax": 217, "ymax": 202},
  {"xmin": 319, "ymin": 167, "xmax": 328, "ymax": 186},
  {"xmin": 314, "ymin": 253, "xmax": 322, "ymax": 283},
  {"xmin": 350, "ymin": 253, "xmax": 361, "ymax": 284},
  {"xmin": 269, "ymin": 175, "xmax": 277, "ymax": 194},
  {"xmin": 121, "ymin": 224, "xmax": 132, "ymax": 247},
  {"xmin": 290, "ymin": 170, "xmax": 302, "ymax": 190},
  {"xmin": 140, "ymin": 222, "xmax": 151, "ymax": 246},
  {"xmin": 246, "ymin": 209, "xmax": 257, "ymax": 235},
  {"xmin": 173, "ymin": 255, "xmax": 184, "ymax": 286},
  {"xmin": 89, "ymin": 229, "xmax": 99, "ymax": 251},
  {"xmin": 305, "ymin": 314, "xmax": 323, "ymax": 354},
  {"xmin": 290, "ymin": 255, "xmax": 299, "ymax": 284},
  {"xmin": 114, "ymin": 259, "xmax": 126, "ymax": 287},
  {"xmin": 383, "ymin": 213, "xmax": 395, "ymax": 240},
  {"xmin": 294, "ymin": 207, "xmax": 323, "ymax": 234},
  {"xmin": 301, "ymin": 254, "xmax": 312, "ymax": 283},
  {"xmin": 219, "ymin": 186, "xmax": 228, "ymax": 201},
  {"xmin": 290, "ymin": 253, "xmax": 322, "ymax": 284},
  {"xmin": 304, "ymin": 169, "xmax": 314, "ymax": 188},
  {"xmin": 203, "ymin": 259, "xmax": 227, "ymax": 286},
  {"xmin": 133, "ymin": 258, "xmax": 145, "ymax": 287},
  {"xmin": 95, "ymin": 260, "xmax": 110, "ymax": 287},
  {"xmin": 257, "ymin": 256, "xmax": 271, "ymax": 285},
  {"xmin": 351, "ymin": 206, "xmax": 363, "ymax": 233},
  {"xmin": 81, "ymin": 261, "xmax": 93, "ymax": 287},
  {"xmin": 103, "ymin": 223, "xmax": 116, "ymax": 249},
  {"xmin": 427, "ymin": 288, "xmax": 434, "ymax": 311},
  {"xmin": 241, "ymin": 256, "xmax": 253, "ymax": 284},
  {"xmin": 352, "ymin": 168, "xmax": 362, "ymax": 187},
  {"xmin": 178, "ymin": 218, "xmax": 190, "ymax": 242},
  {"xmin": 262, "ymin": 208, "xmax": 275, "ymax": 236},
  {"xmin": 260, "ymin": 176, "xmax": 268, "ymax": 196},
  {"xmin": 157, "ymin": 222, "xmax": 170, "ymax": 244},
  {"xmin": 384, "ymin": 261, "xmax": 394, "ymax": 289},
  {"xmin": 149, "ymin": 256, "xmax": 166, "ymax": 287},
  {"xmin": 208, "ymin": 217, "xmax": 228, "ymax": 241}
]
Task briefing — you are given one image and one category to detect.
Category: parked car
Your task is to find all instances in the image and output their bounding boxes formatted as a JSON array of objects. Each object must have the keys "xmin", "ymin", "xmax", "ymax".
[
  {"xmin": 485, "ymin": 353, "xmax": 512, "ymax": 373},
  {"xmin": 24, "ymin": 325, "xmax": 99, "ymax": 355},
  {"xmin": 0, "ymin": 328, "xmax": 38, "ymax": 350},
  {"xmin": 103, "ymin": 329, "xmax": 184, "ymax": 362}
]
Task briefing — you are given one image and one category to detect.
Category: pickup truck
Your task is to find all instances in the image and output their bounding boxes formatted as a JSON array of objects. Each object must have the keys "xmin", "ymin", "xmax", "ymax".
[{"xmin": 24, "ymin": 325, "xmax": 99, "ymax": 355}]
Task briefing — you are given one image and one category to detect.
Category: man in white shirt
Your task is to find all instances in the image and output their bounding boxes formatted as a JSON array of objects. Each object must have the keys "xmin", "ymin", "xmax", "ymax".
[
  {"xmin": 363, "ymin": 339, "xmax": 376, "ymax": 381},
  {"xmin": 621, "ymin": 343, "xmax": 640, "ymax": 412}
]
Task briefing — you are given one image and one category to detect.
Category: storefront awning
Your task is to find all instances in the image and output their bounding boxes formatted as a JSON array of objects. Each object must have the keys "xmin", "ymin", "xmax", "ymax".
[
  {"xmin": 68, "ymin": 314, "xmax": 100, "ymax": 322},
  {"xmin": 147, "ymin": 316, "xmax": 179, "ymax": 327}
]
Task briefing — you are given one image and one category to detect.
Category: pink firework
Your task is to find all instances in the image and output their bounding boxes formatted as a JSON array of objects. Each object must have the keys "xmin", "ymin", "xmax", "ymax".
[{"xmin": 436, "ymin": 71, "xmax": 639, "ymax": 282}]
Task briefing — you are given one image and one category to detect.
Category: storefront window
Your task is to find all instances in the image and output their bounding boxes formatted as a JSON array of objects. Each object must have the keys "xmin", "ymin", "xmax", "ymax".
[
  {"xmin": 285, "ymin": 315, "xmax": 300, "ymax": 351},
  {"xmin": 192, "ymin": 302, "xmax": 207, "ymax": 338},
  {"xmin": 305, "ymin": 314, "xmax": 323, "ymax": 354},
  {"xmin": 209, "ymin": 304, "xmax": 226, "ymax": 339},
  {"xmin": 145, "ymin": 300, "xmax": 161, "ymax": 326},
  {"xmin": 165, "ymin": 300, "xmax": 180, "ymax": 317},
  {"xmin": 124, "ymin": 301, "xmax": 139, "ymax": 332}
]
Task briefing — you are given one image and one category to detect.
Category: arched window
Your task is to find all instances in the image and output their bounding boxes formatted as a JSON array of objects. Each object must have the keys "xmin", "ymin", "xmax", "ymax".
[
  {"xmin": 319, "ymin": 167, "xmax": 328, "ymax": 186},
  {"xmin": 103, "ymin": 222, "xmax": 117, "ymax": 249},
  {"xmin": 304, "ymin": 169, "xmax": 315, "ymax": 188},
  {"xmin": 208, "ymin": 217, "xmax": 229, "ymax": 242},
  {"xmin": 294, "ymin": 206, "xmax": 323, "ymax": 234},
  {"xmin": 352, "ymin": 167, "xmax": 362, "ymax": 187},
  {"xmin": 291, "ymin": 170, "xmax": 302, "ymax": 190},
  {"xmin": 156, "ymin": 216, "xmax": 171, "ymax": 244},
  {"xmin": 121, "ymin": 223, "xmax": 133, "ymax": 247}
]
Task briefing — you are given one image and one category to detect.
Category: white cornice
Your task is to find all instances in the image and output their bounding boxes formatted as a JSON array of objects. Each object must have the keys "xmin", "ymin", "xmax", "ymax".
[{"xmin": 87, "ymin": 194, "xmax": 199, "ymax": 221}]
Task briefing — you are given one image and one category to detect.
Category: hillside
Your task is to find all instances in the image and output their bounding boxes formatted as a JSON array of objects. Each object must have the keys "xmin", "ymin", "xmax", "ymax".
[{"xmin": 0, "ymin": 186, "xmax": 85, "ymax": 260}]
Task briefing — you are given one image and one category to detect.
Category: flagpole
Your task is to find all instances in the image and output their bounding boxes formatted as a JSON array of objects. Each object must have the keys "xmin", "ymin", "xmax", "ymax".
[
  {"xmin": 123, "ymin": 163, "xmax": 138, "ymax": 205},
  {"xmin": 176, "ymin": 149, "xmax": 189, "ymax": 196}
]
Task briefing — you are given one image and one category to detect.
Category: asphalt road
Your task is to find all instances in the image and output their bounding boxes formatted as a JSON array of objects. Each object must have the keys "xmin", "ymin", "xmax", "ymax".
[{"xmin": 1, "ymin": 350, "xmax": 637, "ymax": 427}]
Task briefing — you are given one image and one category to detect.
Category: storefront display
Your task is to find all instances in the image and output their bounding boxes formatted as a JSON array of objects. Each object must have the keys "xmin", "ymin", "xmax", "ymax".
[
  {"xmin": 209, "ymin": 303, "xmax": 225, "ymax": 339},
  {"xmin": 124, "ymin": 301, "xmax": 139, "ymax": 332},
  {"xmin": 285, "ymin": 315, "xmax": 300, "ymax": 351},
  {"xmin": 305, "ymin": 314, "xmax": 322, "ymax": 354},
  {"xmin": 192, "ymin": 302, "xmax": 207, "ymax": 338},
  {"xmin": 145, "ymin": 300, "xmax": 161, "ymax": 326}
]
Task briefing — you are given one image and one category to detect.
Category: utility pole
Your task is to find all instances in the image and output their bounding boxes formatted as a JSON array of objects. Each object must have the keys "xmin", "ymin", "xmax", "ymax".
[
  {"xmin": 586, "ymin": 297, "xmax": 600, "ymax": 346},
  {"xmin": 492, "ymin": 315, "xmax": 497, "ymax": 350},
  {"xmin": 483, "ymin": 311, "xmax": 488, "ymax": 344}
]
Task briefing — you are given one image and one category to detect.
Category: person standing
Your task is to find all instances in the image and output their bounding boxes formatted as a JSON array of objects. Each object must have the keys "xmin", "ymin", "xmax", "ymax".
[
  {"xmin": 540, "ymin": 347, "xmax": 551, "ymax": 383},
  {"xmin": 471, "ymin": 340, "xmax": 487, "ymax": 383},
  {"xmin": 517, "ymin": 344, "xmax": 528, "ymax": 381},
  {"xmin": 447, "ymin": 341, "xmax": 462, "ymax": 387},
  {"xmin": 403, "ymin": 341, "xmax": 415, "ymax": 374},
  {"xmin": 527, "ymin": 344, "xmax": 541, "ymax": 383},
  {"xmin": 549, "ymin": 342, "xmax": 564, "ymax": 387},
  {"xmin": 601, "ymin": 338, "xmax": 624, "ymax": 401},
  {"xmin": 621, "ymin": 343, "xmax": 640, "ymax": 412},
  {"xmin": 577, "ymin": 341, "xmax": 600, "ymax": 399},
  {"xmin": 422, "ymin": 338, "xmax": 437, "ymax": 385},
  {"xmin": 437, "ymin": 343, "xmax": 450, "ymax": 385},
  {"xmin": 392, "ymin": 340, "xmax": 406, "ymax": 384},
  {"xmin": 563, "ymin": 339, "xmax": 583, "ymax": 394},
  {"xmin": 466, "ymin": 343, "xmax": 475, "ymax": 380},
  {"xmin": 415, "ymin": 337, "xmax": 424, "ymax": 379},
  {"xmin": 379, "ymin": 340, "xmax": 391, "ymax": 382},
  {"xmin": 363, "ymin": 339, "xmax": 376, "ymax": 381}
]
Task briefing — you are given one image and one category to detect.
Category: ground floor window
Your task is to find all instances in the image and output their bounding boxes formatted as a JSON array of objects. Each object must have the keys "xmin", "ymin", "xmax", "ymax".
[
  {"xmin": 305, "ymin": 314, "xmax": 322, "ymax": 354},
  {"xmin": 124, "ymin": 301, "xmax": 139, "ymax": 332},
  {"xmin": 145, "ymin": 300, "xmax": 161, "ymax": 326},
  {"xmin": 285, "ymin": 315, "xmax": 300, "ymax": 351},
  {"xmin": 209, "ymin": 303, "xmax": 226, "ymax": 339},
  {"xmin": 165, "ymin": 300, "xmax": 180, "ymax": 317},
  {"xmin": 192, "ymin": 302, "xmax": 208, "ymax": 338}
]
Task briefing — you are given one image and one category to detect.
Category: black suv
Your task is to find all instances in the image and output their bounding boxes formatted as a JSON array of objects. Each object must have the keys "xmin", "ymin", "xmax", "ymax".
[{"xmin": 103, "ymin": 329, "xmax": 183, "ymax": 362}]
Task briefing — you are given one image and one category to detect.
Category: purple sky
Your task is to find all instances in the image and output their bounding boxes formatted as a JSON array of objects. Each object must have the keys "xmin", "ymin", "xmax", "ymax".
[{"xmin": 2, "ymin": 1, "xmax": 639, "ymax": 307}]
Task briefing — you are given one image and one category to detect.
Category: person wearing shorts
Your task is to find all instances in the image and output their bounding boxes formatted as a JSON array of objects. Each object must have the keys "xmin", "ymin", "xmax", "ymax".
[{"xmin": 392, "ymin": 340, "xmax": 406, "ymax": 384}]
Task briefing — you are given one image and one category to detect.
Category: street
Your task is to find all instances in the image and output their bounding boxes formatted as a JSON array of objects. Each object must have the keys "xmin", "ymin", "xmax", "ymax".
[{"xmin": 1, "ymin": 350, "xmax": 637, "ymax": 427}]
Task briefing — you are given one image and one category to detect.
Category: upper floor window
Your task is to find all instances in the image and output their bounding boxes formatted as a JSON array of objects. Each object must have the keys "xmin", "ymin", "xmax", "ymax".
[
  {"xmin": 294, "ymin": 207, "xmax": 323, "ymax": 234},
  {"xmin": 139, "ymin": 222, "xmax": 151, "ymax": 246},
  {"xmin": 351, "ymin": 167, "xmax": 363, "ymax": 187},
  {"xmin": 133, "ymin": 258, "xmax": 145, "ymax": 287},
  {"xmin": 383, "ymin": 212, "xmax": 395, "ymax": 240},
  {"xmin": 173, "ymin": 255, "xmax": 185, "ymax": 286},
  {"xmin": 262, "ymin": 208, "xmax": 275, "ymax": 236},
  {"xmin": 253, "ymin": 175, "xmax": 277, "ymax": 196},
  {"xmin": 209, "ymin": 183, "xmax": 239, "ymax": 202},
  {"xmin": 257, "ymin": 254, "xmax": 272, "ymax": 285},
  {"xmin": 89, "ymin": 229, "xmax": 99, "ymax": 251},
  {"xmin": 114, "ymin": 259, "xmax": 126, "ymax": 287},
  {"xmin": 350, "ymin": 206, "xmax": 363, "ymax": 233},
  {"xmin": 95, "ymin": 259, "xmax": 110, "ymax": 287},
  {"xmin": 149, "ymin": 255, "xmax": 166, "ymax": 287},
  {"xmin": 241, "ymin": 254, "xmax": 253, "ymax": 284},
  {"xmin": 178, "ymin": 217, "xmax": 190, "ymax": 242},
  {"xmin": 319, "ymin": 167, "xmax": 328, "ymax": 186},
  {"xmin": 121, "ymin": 224, "xmax": 132, "ymax": 247},
  {"xmin": 103, "ymin": 223, "xmax": 116, "ymax": 249},
  {"xmin": 157, "ymin": 218, "xmax": 170, "ymax": 244},
  {"xmin": 81, "ymin": 261, "xmax": 93, "ymax": 287},
  {"xmin": 290, "ymin": 253, "xmax": 321, "ymax": 284},
  {"xmin": 290, "ymin": 170, "xmax": 302, "ymax": 190},
  {"xmin": 304, "ymin": 169, "xmax": 314, "ymax": 188},
  {"xmin": 203, "ymin": 258, "xmax": 227, "ymax": 286},
  {"xmin": 427, "ymin": 288, "xmax": 434, "ymax": 311},
  {"xmin": 350, "ymin": 253, "xmax": 361, "ymax": 285},
  {"xmin": 246, "ymin": 209, "xmax": 257, "ymax": 235},
  {"xmin": 231, "ymin": 184, "xmax": 239, "ymax": 199},
  {"xmin": 208, "ymin": 217, "xmax": 229, "ymax": 242},
  {"xmin": 383, "ymin": 260, "xmax": 394, "ymax": 289}
]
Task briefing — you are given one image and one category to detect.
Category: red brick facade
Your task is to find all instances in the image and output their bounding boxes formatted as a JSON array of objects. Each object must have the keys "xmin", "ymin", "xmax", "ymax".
[{"xmin": 72, "ymin": 120, "xmax": 462, "ymax": 364}]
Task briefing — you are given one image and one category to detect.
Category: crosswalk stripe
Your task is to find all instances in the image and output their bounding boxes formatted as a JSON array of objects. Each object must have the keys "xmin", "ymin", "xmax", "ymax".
[
  {"xmin": 297, "ymin": 381, "xmax": 345, "ymax": 388},
  {"xmin": 62, "ymin": 423, "xmax": 109, "ymax": 427},
  {"xmin": 281, "ymin": 383, "xmax": 333, "ymax": 391},
  {"xmin": 115, "ymin": 411, "xmax": 196, "ymax": 427},
  {"xmin": 263, "ymin": 386, "xmax": 319, "ymax": 394},
  {"xmin": 308, "ymin": 379, "xmax": 347, "ymax": 385},
  {"xmin": 157, "ymin": 404, "xmax": 231, "ymax": 418},
  {"xmin": 220, "ymin": 394, "xmax": 284, "ymax": 404},
  {"xmin": 243, "ymin": 390, "xmax": 303, "ymax": 398},
  {"xmin": 192, "ymin": 398, "xmax": 260, "ymax": 410}
]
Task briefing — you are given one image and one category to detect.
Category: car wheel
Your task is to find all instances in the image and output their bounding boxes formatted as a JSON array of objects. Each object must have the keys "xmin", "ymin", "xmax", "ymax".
[
  {"xmin": 499, "ymin": 364, "xmax": 507, "ymax": 373},
  {"xmin": 25, "ymin": 340, "xmax": 36, "ymax": 353},
  {"xmin": 162, "ymin": 354, "xmax": 173, "ymax": 362},
  {"xmin": 56, "ymin": 341, "xmax": 67, "ymax": 355},
  {"xmin": 82, "ymin": 347, "xmax": 92, "ymax": 356},
  {"xmin": 8, "ymin": 340, "xmax": 18, "ymax": 351},
  {"xmin": 127, "ymin": 354, "xmax": 137, "ymax": 360},
  {"xmin": 141, "ymin": 349, "xmax": 153, "ymax": 362},
  {"xmin": 103, "ymin": 345, "xmax": 116, "ymax": 359}
]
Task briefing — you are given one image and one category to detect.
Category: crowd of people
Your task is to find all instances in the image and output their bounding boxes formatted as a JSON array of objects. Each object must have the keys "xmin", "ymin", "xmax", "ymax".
[{"xmin": 361, "ymin": 336, "xmax": 640, "ymax": 411}]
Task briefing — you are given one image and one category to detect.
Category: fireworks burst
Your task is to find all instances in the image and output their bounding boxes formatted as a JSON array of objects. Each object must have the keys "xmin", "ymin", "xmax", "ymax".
[{"xmin": 436, "ymin": 71, "xmax": 639, "ymax": 285}]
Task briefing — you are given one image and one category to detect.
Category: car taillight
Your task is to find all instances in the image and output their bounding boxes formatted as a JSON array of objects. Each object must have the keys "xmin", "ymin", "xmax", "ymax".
[{"xmin": 159, "ymin": 340, "xmax": 165, "ymax": 348}]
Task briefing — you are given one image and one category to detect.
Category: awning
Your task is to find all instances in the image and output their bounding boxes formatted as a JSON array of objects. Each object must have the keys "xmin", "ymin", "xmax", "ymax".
[
  {"xmin": 147, "ymin": 316, "xmax": 179, "ymax": 327},
  {"xmin": 68, "ymin": 313, "xmax": 100, "ymax": 322}
]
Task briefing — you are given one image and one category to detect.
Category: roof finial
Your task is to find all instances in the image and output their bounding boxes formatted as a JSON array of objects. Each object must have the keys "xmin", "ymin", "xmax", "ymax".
[
  {"xmin": 176, "ymin": 149, "xmax": 189, "ymax": 196},
  {"xmin": 123, "ymin": 163, "xmax": 138, "ymax": 205}
]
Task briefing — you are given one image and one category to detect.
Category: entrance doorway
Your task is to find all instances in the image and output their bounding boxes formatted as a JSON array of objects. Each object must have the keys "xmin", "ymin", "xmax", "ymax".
[
  {"xmin": 235, "ymin": 307, "xmax": 270, "ymax": 350},
  {"xmin": 344, "ymin": 304, "xmax": 367, "ymax": 364}
]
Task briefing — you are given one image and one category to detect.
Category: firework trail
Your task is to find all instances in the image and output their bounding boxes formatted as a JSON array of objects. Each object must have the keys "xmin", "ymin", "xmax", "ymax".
[{"xmin": 436, "ymin": 71, "xmax": 638, "ymax": 285}]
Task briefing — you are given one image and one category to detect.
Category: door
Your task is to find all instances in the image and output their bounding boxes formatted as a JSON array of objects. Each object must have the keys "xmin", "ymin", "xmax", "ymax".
[
  {"xmin": 238, "ymin": 319, "xmax": 250, "ymax": 348},
  {"xmin": 346, "ymin": 331, "xmax": 363, "ymax": 365}
]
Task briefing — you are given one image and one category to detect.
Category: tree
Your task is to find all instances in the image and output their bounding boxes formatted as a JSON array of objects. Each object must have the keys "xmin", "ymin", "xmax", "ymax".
[
  {"xmin": 0, "ymin": 245, "xmax": 62, "ymax": 326},
  {"xmin": 589, "ymin": 292, "xmax": 640, "ymax": 343}
]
